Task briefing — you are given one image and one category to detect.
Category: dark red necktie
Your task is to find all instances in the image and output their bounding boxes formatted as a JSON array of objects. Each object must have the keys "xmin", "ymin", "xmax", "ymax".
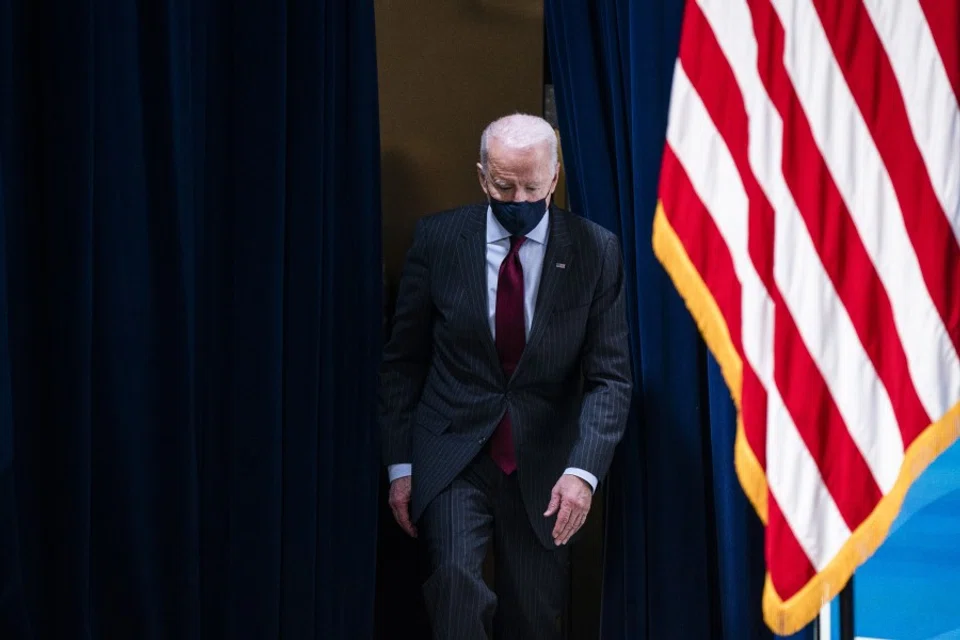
[{"xmin": 491, "ymin": 236, "xmax": 526, "ymax": 475}]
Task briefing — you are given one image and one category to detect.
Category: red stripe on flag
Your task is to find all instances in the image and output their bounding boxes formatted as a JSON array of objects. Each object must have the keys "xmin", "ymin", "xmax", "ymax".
[
  {"xmin": 747, "ymin": 0, "xmax": 886, "ymax": 533},
  {"xmin": 766, "ymin": 495, "xmax": 817, "ymax": 602},
  {"xmin": 678, "ymin": 2, "xmax": 776, "ymax": 294},
  {"xmin": 659, "ymin": 147, "xmax": 744, "ymax": 359},
  {"xmin": 683, "ymin": 0, "xmax": 887, "ymax": 518},
  {"xmin": 773, "ymin": 301, "xmax": 884, "ymax": 530},
  {"xmin": 742, "ymin": 366, "xmax": 767, "ymax": 472},
  {"xmin": 813, "ymin": 0, "xmax": 960, "ymax": 370},
  {"xmin": 758, "ymin": 0, "xmax": 934, "ymax": 449},
  {"xmin": 918, "ymin": 0, "xmax": 960, "ymax": 103},
  {"xmin": 659, "ymin": 146, "xmax": 772, "ymax": 474},
  {"xmin": 678, "ymin": 0, "xmax": 775, "ymax": 471}
]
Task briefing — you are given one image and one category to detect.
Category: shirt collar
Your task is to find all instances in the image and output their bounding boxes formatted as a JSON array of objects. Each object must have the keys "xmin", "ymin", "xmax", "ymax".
[{"xmin": 485, "ymin": 204, "xmax": 550, "ymax": 245}]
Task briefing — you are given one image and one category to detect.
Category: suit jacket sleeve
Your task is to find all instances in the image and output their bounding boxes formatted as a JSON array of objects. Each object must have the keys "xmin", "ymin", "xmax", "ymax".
[
  {"xmin": 568, "ymin": 234, "xmax": 632, "ymax": 482},
  {"xmin": 379, "ymin": 219, "xmax": 433, "ymax": 466}
]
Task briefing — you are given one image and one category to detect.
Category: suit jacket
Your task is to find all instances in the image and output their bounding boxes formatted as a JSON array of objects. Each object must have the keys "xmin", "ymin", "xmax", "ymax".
[{"xmin": 379, "ymin": 203, "xmax": 633, "ymax": 548}]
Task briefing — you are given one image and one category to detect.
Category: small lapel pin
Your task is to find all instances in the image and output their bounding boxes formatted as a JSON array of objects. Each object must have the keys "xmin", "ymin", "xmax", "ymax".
[{"xmin": 556, "ymin": 263, "xmax": 566, "ymax": 269}]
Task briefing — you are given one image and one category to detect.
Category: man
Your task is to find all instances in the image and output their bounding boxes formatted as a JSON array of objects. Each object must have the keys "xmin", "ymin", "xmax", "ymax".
[{"xmin": 379, "ymin": 113, "xmax": 632, "ymax": 639}]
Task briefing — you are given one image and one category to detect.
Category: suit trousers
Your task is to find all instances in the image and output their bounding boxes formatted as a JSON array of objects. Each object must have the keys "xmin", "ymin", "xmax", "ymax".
[{"xmin": 420, "ymin": 453, "xmax": 570, "ymax": 640}]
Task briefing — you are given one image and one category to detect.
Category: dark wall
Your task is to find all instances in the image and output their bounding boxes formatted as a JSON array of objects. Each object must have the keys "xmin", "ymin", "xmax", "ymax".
[{"xmin": 376, "ymin": 0, "xmax": 545, "ymax": 284}]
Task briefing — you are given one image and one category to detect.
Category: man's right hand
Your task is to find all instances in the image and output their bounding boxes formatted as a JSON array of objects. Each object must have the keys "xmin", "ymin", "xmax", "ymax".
[{"xmin": 388, "ymin": 476, "xmax": 417, "ymax": 538}]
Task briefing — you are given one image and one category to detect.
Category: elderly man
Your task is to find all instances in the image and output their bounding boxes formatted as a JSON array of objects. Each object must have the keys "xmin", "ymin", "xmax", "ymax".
[{"xmin": 379, "ymin": 113, "xmax": 632, "ymax": 639}]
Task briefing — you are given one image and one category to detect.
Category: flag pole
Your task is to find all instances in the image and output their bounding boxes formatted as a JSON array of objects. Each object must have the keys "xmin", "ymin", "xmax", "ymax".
[{"xmin": 838, "ymin": 575, "xmax": 855, "ymax": 640}]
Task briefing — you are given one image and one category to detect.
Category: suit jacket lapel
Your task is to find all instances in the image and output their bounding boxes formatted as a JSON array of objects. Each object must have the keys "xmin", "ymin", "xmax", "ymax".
[
  {"xmin": 515, "ymin": 206, "xmax": 573, "ymax": 377},
  {"xmin": 457, "ymin": 206, "xmax": 504, "ymax": 383}
]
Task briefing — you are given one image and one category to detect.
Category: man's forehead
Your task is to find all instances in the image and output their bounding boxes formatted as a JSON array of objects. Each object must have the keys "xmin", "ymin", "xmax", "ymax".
[
  {"xmin": 486, "ymin": 143, "xmax": 552, "ymax": 174},
  {"xmin": 488, "ymin": 137, "xmax": 549, "ymax": 158}
]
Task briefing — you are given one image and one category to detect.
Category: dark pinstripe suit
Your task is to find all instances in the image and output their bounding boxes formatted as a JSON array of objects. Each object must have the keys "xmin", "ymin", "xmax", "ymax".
[{"xmin": 380, "ymin": 203, "xmax": 632, "ymax": 638}]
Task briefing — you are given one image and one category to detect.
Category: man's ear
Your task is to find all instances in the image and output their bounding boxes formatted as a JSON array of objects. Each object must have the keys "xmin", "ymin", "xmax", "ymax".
[
  {"xmin": 477, "ymin": 163, "xmax": 490, "ymax": 198},
  {"xmin": 544, "ymin": 163, "xmax": 561, "ymax": 208}
]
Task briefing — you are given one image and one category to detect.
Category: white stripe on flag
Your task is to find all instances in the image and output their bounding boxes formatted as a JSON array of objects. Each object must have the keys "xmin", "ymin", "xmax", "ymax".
[
  {"xmin": 701, "ymin": 0, "xmax": 904, "ymax": 494},
  {"xmin": 665, "ymin": 62, "xmax": 774, "ymax": 389},
  {"xmin": 769, "ymin": 0, "xmax": 960, "ymax": 426},
  {"xmin": 767, "ymin": 383, "xmax": 850, "ymax": 571},
  {"xmin": 695, "ymin": 0, "xmax": 780, "ymax": 391},
  {"xmin": 863, "ymin": 0, "xmax": 960, "ymax": 247},
  {"xmin": 772, "ymin": 164, "xmax": 905, "ymax": 494},
  {"xmin": 665, "ymin": 62, "xmax": 850, "ymax": 568}
]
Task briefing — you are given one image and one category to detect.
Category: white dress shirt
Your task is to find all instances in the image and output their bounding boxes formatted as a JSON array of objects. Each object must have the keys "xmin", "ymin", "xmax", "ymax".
[{"xmin": 388, "ymin": 206, "xmax": 598, "ymax": 492}]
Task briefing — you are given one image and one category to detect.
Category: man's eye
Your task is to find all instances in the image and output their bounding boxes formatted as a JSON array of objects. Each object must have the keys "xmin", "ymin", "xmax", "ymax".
[{"xmin": 496, "ymin": 184, "xmax": 513, "ymax": 190}]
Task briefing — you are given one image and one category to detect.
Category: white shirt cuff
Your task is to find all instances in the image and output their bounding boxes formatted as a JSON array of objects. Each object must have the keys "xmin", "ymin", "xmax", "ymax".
[
  {"xmin": 564, "ymin": 467, "xmax": 598, "ymax": 493},
  {"xmin": 391, "ymin": 463, "xmax": 594, "ymax": 490},
  {"xmin": 387, "ymin": 463, "xmax": 412, "ymax": 482}
]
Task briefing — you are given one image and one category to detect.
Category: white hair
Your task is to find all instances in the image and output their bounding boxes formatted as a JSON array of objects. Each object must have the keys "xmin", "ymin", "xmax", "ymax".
[{"xmin": 479, "ymin": 113, "xmax": 559, "ymax": 170}]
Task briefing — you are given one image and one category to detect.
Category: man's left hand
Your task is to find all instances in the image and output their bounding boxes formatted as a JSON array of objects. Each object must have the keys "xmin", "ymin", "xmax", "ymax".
[{"xmin": 544, "ymin": 474, "xmax": 593, "ymax": 546}]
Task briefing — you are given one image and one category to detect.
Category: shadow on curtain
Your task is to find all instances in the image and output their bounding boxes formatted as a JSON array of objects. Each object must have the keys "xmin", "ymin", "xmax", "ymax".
[
  {"xmin": 0, "ymin": 0, "xmax": 382, "ymax": 637},
  {"xmin": 545, "ymin": 2, "xmax": 812, "ymax": 639}
]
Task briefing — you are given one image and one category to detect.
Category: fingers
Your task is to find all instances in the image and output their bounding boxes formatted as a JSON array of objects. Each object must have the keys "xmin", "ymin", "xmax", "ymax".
[
  {"xmin": 389, "ymin": 482, "xmax": 417, "ymax": 538},
  {"xmin": 551, "ymin": 502, "xmax": 574, "ymax": 544},
  {"xmin": 558, "ymin": 512, "xmax": 586, "ymax": 546},
  {"xmin": 552, "ymin": 507, "xmax": 586, "ymax": 546},
  {"xmin": 549, "ymin": 488, "xmax": 590, "ymax": 545},
  {"xmin": 543, "ymin": 487, "xmax": 561, "ymax": 517},
  {"xmin": 391, "ymin": 502, "xmax": 418, "ymax": 538}
]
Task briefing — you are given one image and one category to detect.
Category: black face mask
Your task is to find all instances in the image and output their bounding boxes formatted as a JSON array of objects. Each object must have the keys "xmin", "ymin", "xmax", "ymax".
[{"xmin": 489, "ymin": 197, "xmax": 548, "ymax": 237}]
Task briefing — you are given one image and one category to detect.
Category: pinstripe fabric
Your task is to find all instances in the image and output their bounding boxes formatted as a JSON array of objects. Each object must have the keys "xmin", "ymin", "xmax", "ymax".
[
  {"xmin": 491, "ymin": 466, "xmax": 570, "ymax": 640},
  {"xmin": 379, "ymin": 202, "xmax": 632, "ymax": 634},
  {"xmin": 420, "ymin": 458, "xmax": 497, "ymax": 640},
  {"xmin": 421, "ymin": 455, "xmax": 570, "ymax": 640}
]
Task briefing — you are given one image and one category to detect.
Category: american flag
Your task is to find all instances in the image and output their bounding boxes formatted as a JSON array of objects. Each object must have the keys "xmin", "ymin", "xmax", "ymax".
[{"xmin": 653, "ymin": 0, "xmax": 960, "ymax": 633}]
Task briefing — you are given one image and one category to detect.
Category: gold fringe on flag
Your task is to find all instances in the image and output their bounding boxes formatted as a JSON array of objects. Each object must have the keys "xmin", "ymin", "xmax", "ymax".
[{"xmin": 652, "ymin": 200, "xmax": 960, "ymax": 635}]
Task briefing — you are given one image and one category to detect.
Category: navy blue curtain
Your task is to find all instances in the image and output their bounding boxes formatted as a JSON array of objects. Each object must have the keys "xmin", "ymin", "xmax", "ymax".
[
  {"xmin": 0, "ymin": 0, "xmax": 381, "ymax": 637},
  {"xmin": 545, "ymin": 2, "xmax": 813, "ymax": 639}
]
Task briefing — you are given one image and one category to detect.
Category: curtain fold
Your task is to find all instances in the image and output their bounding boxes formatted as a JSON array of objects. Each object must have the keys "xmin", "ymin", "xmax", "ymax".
[
  {"xmin": 0, "ymin": 0, "xmax": 381, "ymax": 637},
  {"xmin": 545, "ymin": 2, "xmax": 812, "ymax": 639}
]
